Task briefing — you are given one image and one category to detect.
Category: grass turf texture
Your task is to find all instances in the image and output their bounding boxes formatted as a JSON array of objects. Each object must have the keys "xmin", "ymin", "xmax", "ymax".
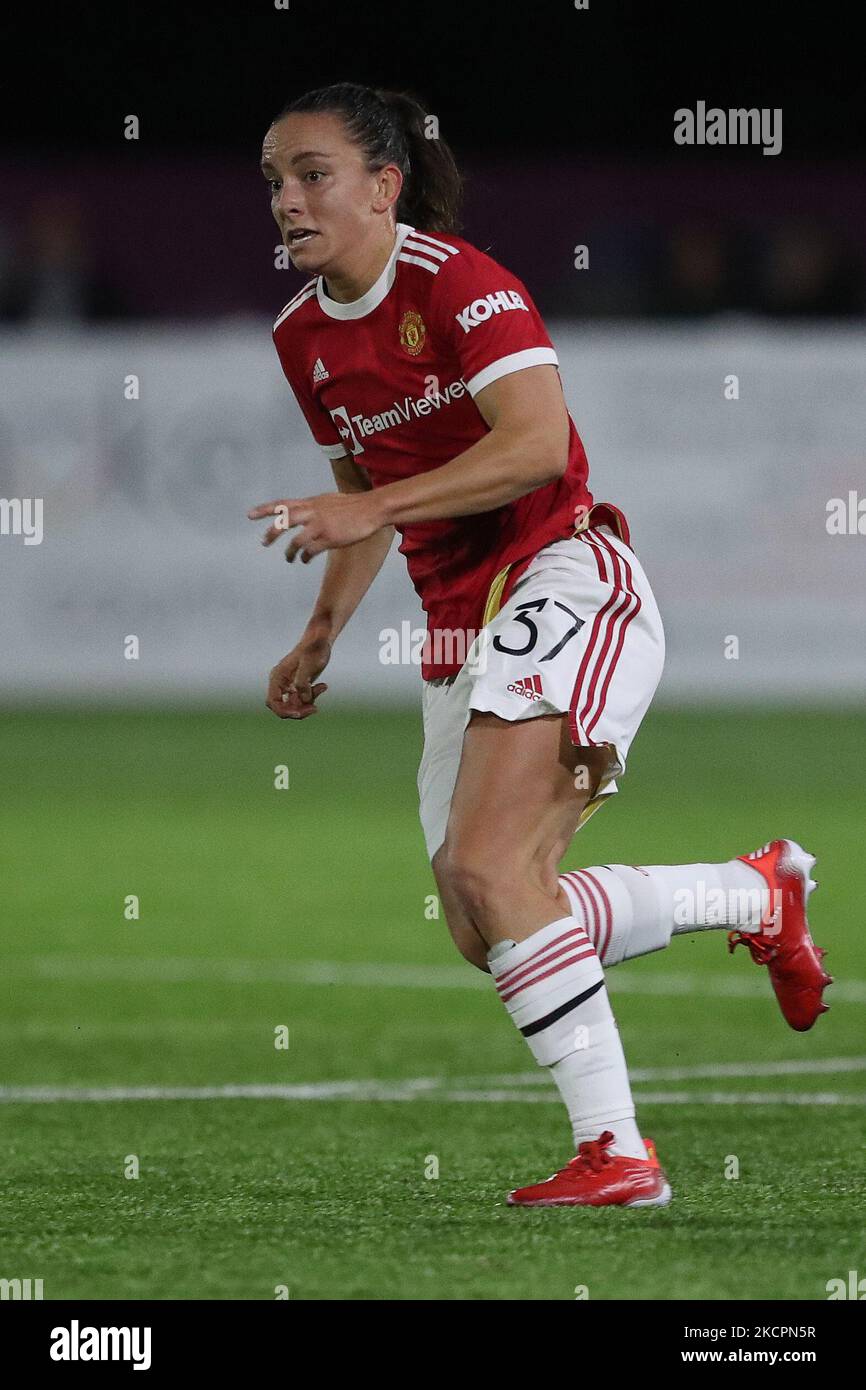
[{"xmin": 2, "ymin": 705, "xmax": 865, "ymax": 1300}]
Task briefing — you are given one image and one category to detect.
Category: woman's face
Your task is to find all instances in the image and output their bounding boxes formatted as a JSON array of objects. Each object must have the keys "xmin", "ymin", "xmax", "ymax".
[{"xmin": 261, "ymin": 111, "xmax": 401, "ymax": 277}]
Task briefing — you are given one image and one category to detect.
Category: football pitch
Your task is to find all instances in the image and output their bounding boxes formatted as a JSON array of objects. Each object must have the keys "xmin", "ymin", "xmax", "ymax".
[{"xmin": 2, "ymin": 704, "xmax": 865, "ymax": 1301}]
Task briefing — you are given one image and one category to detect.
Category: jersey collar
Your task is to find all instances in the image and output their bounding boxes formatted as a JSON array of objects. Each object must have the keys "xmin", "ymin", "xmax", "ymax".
[{"xmin": 316, "ymin": 223, "xmax": 414, "ymax": 321}]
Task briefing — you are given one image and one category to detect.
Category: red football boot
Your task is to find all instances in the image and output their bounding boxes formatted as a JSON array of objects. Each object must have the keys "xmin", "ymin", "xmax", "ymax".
[
  {"xmin": 728, "ymin": 838, "xmax": 832, "ymax": 1031},
  {"xmin": 507, "ymin": 1131, "xmax": 672, "ymax": 1208}
]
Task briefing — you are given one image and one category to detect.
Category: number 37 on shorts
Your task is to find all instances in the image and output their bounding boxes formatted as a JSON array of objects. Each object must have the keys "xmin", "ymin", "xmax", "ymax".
[{"xmin": 456, "ymin": 529, "xmax": 666, "ymax": 754}]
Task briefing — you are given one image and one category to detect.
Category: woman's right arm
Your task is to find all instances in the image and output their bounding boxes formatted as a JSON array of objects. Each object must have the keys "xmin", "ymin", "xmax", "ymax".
[{"xmin": 264, "ymin": 455, "xmax": 395, "ymax": 719}]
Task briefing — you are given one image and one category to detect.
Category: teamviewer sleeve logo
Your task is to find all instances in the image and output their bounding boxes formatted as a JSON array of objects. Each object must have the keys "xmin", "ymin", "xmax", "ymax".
[
  {"xmin": 455, "ymin": 289, "xmax": 529, "ymax": 333},
  {"xmin": 328, "ymin": 404, "xmax": 364, "ymax": 456}
]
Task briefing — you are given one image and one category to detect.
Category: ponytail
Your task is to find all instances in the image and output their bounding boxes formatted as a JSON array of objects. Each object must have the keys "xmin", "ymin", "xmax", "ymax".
[{"xmin": 276, "ymin": 82, "xmax": 463, "ymax": 233}]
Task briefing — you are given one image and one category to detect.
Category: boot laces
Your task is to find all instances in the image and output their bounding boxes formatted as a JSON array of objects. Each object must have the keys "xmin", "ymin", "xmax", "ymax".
[
  {"xmin": 727, "ymin": 930, "xmax": 777, "ymax": 964},
  {"xmin": 565, "ymin": 1130, "xmax": 617, "ymax": 1175}
]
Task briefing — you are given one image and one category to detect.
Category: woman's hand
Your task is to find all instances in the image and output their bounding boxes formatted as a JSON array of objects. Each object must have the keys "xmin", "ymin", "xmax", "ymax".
[
  {"xmin": 248, "ymin": 490, "xmax": 385, "ymax": 562},
  {"xmin": 265, "ymin": 630, "xmax": 332, "ymax": 719}
]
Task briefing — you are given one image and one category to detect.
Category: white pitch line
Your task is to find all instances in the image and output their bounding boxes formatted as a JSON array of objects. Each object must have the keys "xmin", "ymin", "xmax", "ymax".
[
  {"xmin": 9, "ymin": 956, "xmax": 486, "ymax": 991},
  {"xmin": 630, "ymin": 1056, "xmax": 866, "ymax": 1081},
  {"xmin": 1, "ymin": 1079, "xmax": 865, "ymax": 1106},
  {"xmin": 637, "ymin": 1090, "xmax": 866, "ymax": 1106},
  {"xmin": 0, "ymin": 1021, "xmax": 285, "ymax": 1039},
  {"xmin": 606, "ymin": 972, "xmax": 866, "ymax": 1004},
  {"xmin": 446, "ymin": 1090, "xmax": 866, "ymax": 1107},
  {"xmin": 1, "ymin": 1056, "xmax": 861, "ymax": 1089},
  {"xmin": 7, "ymin": 956, "xmax": 866, "ymax": 1003},
  {"xmin": 453, "ymin": 1057, "xmax": 866, "ymax": 1085},
  {"xmin": 0, "ymin": 1081, "xmax": 443, "ymax": 1103}
]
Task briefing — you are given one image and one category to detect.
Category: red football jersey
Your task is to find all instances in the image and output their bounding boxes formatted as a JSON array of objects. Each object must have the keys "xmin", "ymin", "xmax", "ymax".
[{"xmin": 272, "ymin": 222, "xmax": 594, "ymax": 679}]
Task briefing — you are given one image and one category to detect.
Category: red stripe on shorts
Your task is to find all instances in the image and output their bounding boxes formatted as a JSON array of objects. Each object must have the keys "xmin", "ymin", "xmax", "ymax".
[
  {"xmin": 583, "ymin": 532, "xmax": 642, "ymax": 737},
  {"xmin": 569, "ymin": 530, "xmax": 640, "ymax": 743}
]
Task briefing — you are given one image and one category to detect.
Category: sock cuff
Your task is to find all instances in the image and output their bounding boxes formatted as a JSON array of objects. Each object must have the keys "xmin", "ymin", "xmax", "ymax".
[
  {"xmin": 486, "ymin": 915, "xmax": 585, "ymax": 980},
  {"xmin": 560, "ymin": 866, "xmax": 635, "ymax": 963},
  {"xmin": 486, "ymin": 938, "xmax": 516, "ymax": 966}
]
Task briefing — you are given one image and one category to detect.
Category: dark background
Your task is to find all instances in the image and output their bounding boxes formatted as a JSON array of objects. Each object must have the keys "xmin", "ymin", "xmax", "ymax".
[
  {"xmin": 6, "ymin": 0, "xmax": 863, "ymax": 157},
  {"xmin": 2, "ymin": 0, "xmax": 864, "ymax": 318}
]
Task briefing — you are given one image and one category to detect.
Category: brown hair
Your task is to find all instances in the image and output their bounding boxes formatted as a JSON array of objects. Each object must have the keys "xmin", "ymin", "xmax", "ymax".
[{"xmin": 276, "ymin": 81, "xmax": 463, "ymax": 233}]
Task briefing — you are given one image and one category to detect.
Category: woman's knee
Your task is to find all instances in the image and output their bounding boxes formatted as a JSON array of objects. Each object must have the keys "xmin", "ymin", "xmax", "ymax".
[
  {"xmin": 431, "ymin": 845, "xmax": 491, "ymax": 970},
  {"xmin": 438, "ymin": 834, "xmax": 532, "ymax": 924},
  {"xmin": 450, "ymin": 918, "xmax": 490, "ymax": 971}
]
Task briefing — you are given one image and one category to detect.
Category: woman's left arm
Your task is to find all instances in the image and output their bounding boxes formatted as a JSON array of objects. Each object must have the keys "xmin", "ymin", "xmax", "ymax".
[
  {"xmin": 375, "ymin": 364, "xmax": 570, "ymax": 526},
  {"xmin": 249, "ymin": 365, "xmax": 570, "ymax": 562}
]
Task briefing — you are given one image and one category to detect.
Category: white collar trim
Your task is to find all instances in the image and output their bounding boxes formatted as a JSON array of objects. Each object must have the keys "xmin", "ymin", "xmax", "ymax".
[{"xmin": 316, "ymin": 223, "xmax": 414, "ymax": 320}]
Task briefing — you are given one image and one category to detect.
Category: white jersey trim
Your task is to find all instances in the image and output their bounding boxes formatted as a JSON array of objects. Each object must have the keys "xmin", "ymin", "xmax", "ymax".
[
  {"xmin": 316, "ymin": 223, "xmax": 414, "ymax": 320},
  {"xmin": 273, "ymin": 281, "xmax": 317, "ymax": 330},
  {"xmin": 398, "ymin": 251, "xmax": 444, "ymax": 275},
  {"xmin": 319, "ymin": 441, "xmax": 350, "ymax": 460},
  {"xmin": 401, "ymin": 236, "xmax": 453, "ymax": 263},
  {"xmin": 406, "ymin": 228, "xmax": 461, "ymax": 256},
  {"xmin": 465, "ymin": 347, "xmax": 559, "ymax": 398}
]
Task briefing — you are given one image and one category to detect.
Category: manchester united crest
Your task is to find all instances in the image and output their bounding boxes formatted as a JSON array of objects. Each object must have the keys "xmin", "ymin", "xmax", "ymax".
[{"xmin": 399, "ymin": 309, "xmax": 426, "ymax": 356}]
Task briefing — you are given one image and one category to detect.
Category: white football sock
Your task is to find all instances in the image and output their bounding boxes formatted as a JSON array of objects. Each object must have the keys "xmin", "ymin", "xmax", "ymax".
[
  {"xmin": 559, "ymin": 859, "xmax": 768, "ymax": 967},
  {"xmin": 487, "ymin": 915, "xmax": 647, "ymax": 1160}
]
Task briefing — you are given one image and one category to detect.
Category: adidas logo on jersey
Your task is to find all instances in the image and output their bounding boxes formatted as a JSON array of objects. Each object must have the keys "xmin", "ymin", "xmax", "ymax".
[
  {"xmin": 507, "ymin": 674, "xmax": 544, "ymax": 700},
  {"xmin": 456, "ymin": 289, "xmax": 529, "ymax": 333},
  {"xmin": 312, "ymin": 357, "xmax": 329, "ymax": 383}
]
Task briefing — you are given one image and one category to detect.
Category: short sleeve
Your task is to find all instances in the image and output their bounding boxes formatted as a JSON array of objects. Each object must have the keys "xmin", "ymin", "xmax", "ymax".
[
  {"xmin": 430, "ymin": 247, "xmax": 558, "ymax": 398},
  {"xmin": 273, "ymin": 325, "xmax": 347, "ymax": 460}
]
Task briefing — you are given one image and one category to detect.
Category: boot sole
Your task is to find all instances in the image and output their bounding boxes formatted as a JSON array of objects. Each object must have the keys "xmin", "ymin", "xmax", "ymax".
[
  {"xmin": 778, "ymin": 838, "xmax": 833, "ymax": 1028},
  {"xmin": 508, "ymin": 1180, "xmax": 673, "ymax": 1209}
]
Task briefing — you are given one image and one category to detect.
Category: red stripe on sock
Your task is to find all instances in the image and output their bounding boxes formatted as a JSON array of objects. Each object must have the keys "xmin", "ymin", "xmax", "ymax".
[
  {"xmin": 496, "ymin": 925, "xmax": 588, "ymax": 988},
  {"xmin": 499, "ymin": 946, "xmax": 598, "ymax": 1004},
  {"xmin": 496, "ymin": 930, "xmax": 589, "ymax": 994},
  {"xmin": 562, "ymin": 872, "xmax": 600, "ymax": 952},
  {"xmin": 577, "ymin": 869, "xmax": 614, "ymax": 962}
]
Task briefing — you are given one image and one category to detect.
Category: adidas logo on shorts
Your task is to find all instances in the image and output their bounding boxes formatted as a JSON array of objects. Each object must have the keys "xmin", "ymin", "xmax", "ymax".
[{"xmin": 507, "ymin": 674, "xmax": 544, "ymax": 700}]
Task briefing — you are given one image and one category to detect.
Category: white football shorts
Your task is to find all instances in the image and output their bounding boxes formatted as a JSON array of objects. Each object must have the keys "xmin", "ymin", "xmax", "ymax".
[{"xmin": 417, "ymin": 525, "xmax": 666, "ymax": 862}]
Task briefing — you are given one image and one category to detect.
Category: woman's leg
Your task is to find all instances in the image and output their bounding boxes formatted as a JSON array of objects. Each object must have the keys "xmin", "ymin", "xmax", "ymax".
[
  {"xmin": 436, "ymin": 709, "xmax": 647, "ymax": 1159},
  {"xmin": 431, "ymin": 741, "xmax": 608, "ymax": 968},
  {"xmin": 557, "ymin": 857, "xmax": 774, "ymax": 967},
  {"xmin": 431, "ymin": 847, "xmax": 489, "ymax": 970},
  {"xmin": 438, "ymin": 713, "xmax": 609, "ymax": 945}
]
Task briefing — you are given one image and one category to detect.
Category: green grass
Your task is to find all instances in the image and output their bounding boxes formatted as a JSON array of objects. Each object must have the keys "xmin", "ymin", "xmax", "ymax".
[{"xmin": 1, "ymin": 704, "xmax": 865, "ymax": 1299}]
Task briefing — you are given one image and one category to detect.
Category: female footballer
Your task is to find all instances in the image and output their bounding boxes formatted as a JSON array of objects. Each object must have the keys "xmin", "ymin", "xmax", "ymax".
[{"xmin": 249, "ymin": 82, "xmax": 831, "ymax": 1208}]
